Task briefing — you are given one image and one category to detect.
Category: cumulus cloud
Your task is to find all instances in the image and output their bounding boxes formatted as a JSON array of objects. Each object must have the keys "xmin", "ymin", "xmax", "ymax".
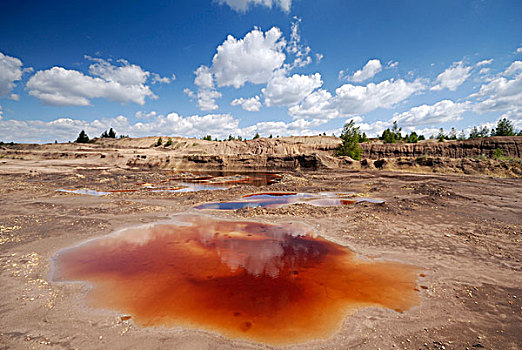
[
  {"xmin": 26, "ymin": 57, "xmax": 169, "ymax": 106},
  {"xmin": 196, "ymin": 89, "xmax": 222, "ymax": 111},
  {"xmin": 431, "ymin": 61, "xmax": 472, "ymax": 91},
  {"xmin": 476, "ymin": 59, "xmax": 493, "ymax": 66},
  {"xmin": 289, "ymin": 78, "xmax": 425, "ymax": 123},
  {"xmin": 472, "ymin": 66, "xmax": 522, "ymax": 116},
  {"xmin": 190, "ymin": 26, "xmax": 287, "ymax": 111},
  {"xmin": 334, "ymin": 79, "xmax": 425, "ymax": 115},
  {"xmin": 135, "ymin": 111, "xmax": 157, "ymax": 119},
  {"xmin": 0, "ymin": 112, "xmax": 331, "ymax": 143},
  {"xmin": 347, "ymin": 59, "xmax": 383, "ymax": 83},
  {"xmin": 288, "ymin": 89, "xmax": 339, "ymax": 122},
  {"xmin": 192, "ymin": 65, "xmax": 221, "ymax": 110},
  {"xmin": 262, "ymin": 72, "xmax": 322, "ymax": 107},
  {"xmin": 0, "ymin": 52, "xmax": 23, "ymax": 98},
  {"xmin": 503, "ymin": 61, "xmax": 522, "ymax": 76},
  {"xmin": 391, "ymin": 100, "xmax": 470, "ymax": 127},
  {"xmin": 516, "ymin": 46, "xmax": 522, "ymax": 54},
  {"xmin": 211, "ymin": 27, "xmax": 286, "ymax": 88},
  {"xmin": 231, "ymin": 96, "xmax": 262, "ymax": 112},
  {"xmin": 216, "ymin": 0, "xmax": 291, "ymax": 13}
]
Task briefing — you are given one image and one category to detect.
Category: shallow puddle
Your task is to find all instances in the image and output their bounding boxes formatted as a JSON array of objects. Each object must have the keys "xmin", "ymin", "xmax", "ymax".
[
  {"xmin": 57, "ymin": 189, "xmax": 111, "ymax": 196},
  {"xmin": 195, "ymin": 192, "xmax": 384, "ymax": 210},
  {"xmin": 57, "ymin": 173, "xmax": 280, "ymax": 196},
  {"xmin": 51, "ymin": 214, "xmax": 419, "ymax": 344}
]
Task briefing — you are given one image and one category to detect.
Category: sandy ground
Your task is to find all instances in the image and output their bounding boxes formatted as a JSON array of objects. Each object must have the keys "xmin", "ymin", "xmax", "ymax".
[{"xmin": 0, "ymin": 156, "xmax": 521, "ymax": 350}]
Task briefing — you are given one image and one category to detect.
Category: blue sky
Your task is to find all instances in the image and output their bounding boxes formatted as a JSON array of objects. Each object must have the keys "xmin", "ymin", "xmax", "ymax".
[{"xmin": 0, "ymin": 0, "xmax": 521, "ymax": 142}]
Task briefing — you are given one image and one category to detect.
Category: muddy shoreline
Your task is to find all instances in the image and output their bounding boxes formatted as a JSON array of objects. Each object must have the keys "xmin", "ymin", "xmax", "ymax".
[{"xmin": 0, "ymin": 153, "xmax": 521, "ymax": 349}]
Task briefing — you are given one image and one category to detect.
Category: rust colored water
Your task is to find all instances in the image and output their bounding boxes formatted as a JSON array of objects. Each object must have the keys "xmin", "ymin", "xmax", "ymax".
[{"xmin": 51, "ymin": 214, "xmax": 420, "ymax": 345}]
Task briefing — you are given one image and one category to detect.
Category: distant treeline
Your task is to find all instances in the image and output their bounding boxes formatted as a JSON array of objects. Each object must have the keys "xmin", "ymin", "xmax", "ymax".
[{"xmin": 58, "ymin": 117, "xmax": 519, "ymax": 146}]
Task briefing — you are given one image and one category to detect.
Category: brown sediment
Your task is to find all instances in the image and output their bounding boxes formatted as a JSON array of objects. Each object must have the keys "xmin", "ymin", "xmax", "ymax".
[{"xmin": 51, "ymin": 214, "xmax": 420, "ymax": 345}]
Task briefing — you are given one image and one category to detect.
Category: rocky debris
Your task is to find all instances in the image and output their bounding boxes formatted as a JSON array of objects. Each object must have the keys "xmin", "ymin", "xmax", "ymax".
[{"xmin": 361, "ymin": 136, "xmax": 522, "ymax": 159}]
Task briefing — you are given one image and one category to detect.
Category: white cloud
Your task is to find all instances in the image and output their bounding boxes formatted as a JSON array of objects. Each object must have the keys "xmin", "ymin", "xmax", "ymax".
[
  {"xmin": 0, "ymin": 112, "xmax": 332, "ymax": 143},
  {"xmin": 334, "ymin": 79, "xmax": 426, "ymax": 115},
  {"xmin": 151, "ymin": 73, "xmax": 172, "ymax": 84},
  {"xmin": 216, "ymin": 0, "xmax": 291, "ymax": 13},
  {"xmin": 479, "ymin": 68, "xmax": 490, "ymax": 75},
  {"xmin": 194, "ymin": 65, "xmax": 214, "ymax": 89},
  {"xmin": 391, "ymin": 100, "xmax": 470, "ymax": 127},
  {"xmin": 503, "ymin": 61, "xmax": 522, "ymax": 76},
  {"xmin": 0, "ymin": 105, "xmax": 3, "ymax": 120},
  {"xmin": 263, "ymin": 72, "xmax": 322, "ymax": 107},
  {"xmin": 472, "ymin": 67, "xmax": 522, "ymax": 115},
  {"xmin": 289, "ymin": 78, "xmax": 425, "ymax": 123},
  {"xmin": 184, "ymin": 88, "xmax": 195, "ymax": 99},
  {"xmin": 211, "ymin": 27, "xmax": 286, "ymax": 88},
  {"xmin": 516, "ymin": 46, "xmax": 522, "ymax": 54},
  {"xmin": 231, "ymin": 96, "xmax": 262, "ymax": 112},
  {"xmin": 26, "ymin": 67, "xmax": 155, "ymax": 106},
  {"xmin": 192, "ymin": 65, "xmax": 221, "ymax": 110},
  {"xmin": 0, "ymin": 52, "xmax": 23, "ymax": 97},
  {"xmin": 286, "ymin": 17, "xmax": 312, "ymax": 69},
  {"xmin": 386, "ymin": 60, "xmax": 399, "ymax": 69},
  {"xmin": 347, "ymin": 59, "xmax": 383, "ymax": 83},
  {"xmin": 196, "ymin": 88, "xmax": 222, "ymax": 111},
  {"xmin": 26, "ymin": 57, "xmax": 166, "ymax": 106},
  {"xmin": 476, "ymin": 59, "xmax": 493, "ymax": 66},
  {"xmin": 0, "ymin": 113, "xmax": 240, "ymax": 143},
  {"xmin": 135, "ymin": 111, "xmax": 157, "ymax": 119},
  {"xmin": 431, "ymin": 61, "xmax": 472, "ymax": 91},
  {"xmin": 288, "ymin": 89, "xmax": 339, "ymax": 122}
]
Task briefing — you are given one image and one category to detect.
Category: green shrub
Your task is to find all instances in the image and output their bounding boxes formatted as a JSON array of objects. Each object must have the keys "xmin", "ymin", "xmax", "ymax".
[{"xmin": 335, "ymin": 121, "xmax": 361, "ymax": 160}]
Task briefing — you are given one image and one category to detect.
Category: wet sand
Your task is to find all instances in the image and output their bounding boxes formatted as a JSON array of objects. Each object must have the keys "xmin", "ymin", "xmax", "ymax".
[{"xmin": 0, "ymin": 159, "xmax": 521, "ymax": 349}]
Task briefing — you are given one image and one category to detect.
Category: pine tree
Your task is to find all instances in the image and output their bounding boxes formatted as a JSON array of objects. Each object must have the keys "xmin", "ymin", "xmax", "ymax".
[
  {"xmin": 492, "ymin": 118, "xmax": 516, "ymax": 136},
  {"xmin": 75, "ymin": 130, "xmax": 90, "ymax": 143},
  {"xmin": 335, "ymin": 121, "xmax": 361, "ymax": 160},
  {"xmin": 108, "ymin": 128, "xmax": 116, "ymax": 138}
]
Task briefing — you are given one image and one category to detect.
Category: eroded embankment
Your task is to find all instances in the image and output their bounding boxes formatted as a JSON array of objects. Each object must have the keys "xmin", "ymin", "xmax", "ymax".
[{"xmin": 360, "ymin": 136, "xmax": 522, "ymax": 159}]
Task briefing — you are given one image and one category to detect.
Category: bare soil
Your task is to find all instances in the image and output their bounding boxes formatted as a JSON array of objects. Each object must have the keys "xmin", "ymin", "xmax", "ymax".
[{"xmin": 0, "ymin": 147, "xmax": 520, "ymax": 350}]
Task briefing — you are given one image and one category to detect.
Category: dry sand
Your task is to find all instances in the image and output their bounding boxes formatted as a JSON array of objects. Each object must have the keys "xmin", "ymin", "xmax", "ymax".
[{"xmin": 0, "ymin": 143, "xmax": 521, "ymax": 349}]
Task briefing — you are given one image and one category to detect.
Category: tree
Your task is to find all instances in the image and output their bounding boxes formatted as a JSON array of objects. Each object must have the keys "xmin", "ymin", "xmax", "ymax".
[
  {"xmin": 381, "ymin": 129, "xmax": 395, "ymax": 143},
  {"xmin": 253, "ymin": 133, "xmax": 260, "ymax": 139},
  {"xmin": 269, "ymin": 134, "xmax": 273, "ymax": 139},
  {"xmin": 75, "ymin": 130, "xmax": 89, "ymax": 143},
  {"xmin": 335, "ymin": 120, "xmax": 361, "ymax": 160},
  {"xmin": 360, "ymin": 132, "xmax": 369, "ymax": 143},
  {"xmin": 155, "ymin": 137, "xmax": 163, "ymax": 147},
  {"xmin": 165, "ymin": 137, "xmax": 173, "ymax": 146},
  {"xmin": 436, "ymin": 128, "xmax": 445, "ymax": 142},
  {"xmin": 202, "ymin": 135, "xmax": 212, "ymax": 141},
  {"xmin": 228, "ymin": 135, "xmax": 234, "ymax": 141},
  {"xmin": 108, "ymin": 128, "xmax": 116, "ymax": 138},
  {"xmin": 469, "ymin": 126, "xmax": 480, "ymax": 139},
  {"xmin": 447, "ymin": 128, "xmax": 458, "ymax": 140},
  {"xmin": 492, "ymin": 118, "xmax": 516, "ymax": 136},
  {"xmin": 406, "ymin": 132, "xmax": 418, "ymax": 143},
  {"xmin": 391, "ymin": 121, "xmax": 402, "ymax": 141}
]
